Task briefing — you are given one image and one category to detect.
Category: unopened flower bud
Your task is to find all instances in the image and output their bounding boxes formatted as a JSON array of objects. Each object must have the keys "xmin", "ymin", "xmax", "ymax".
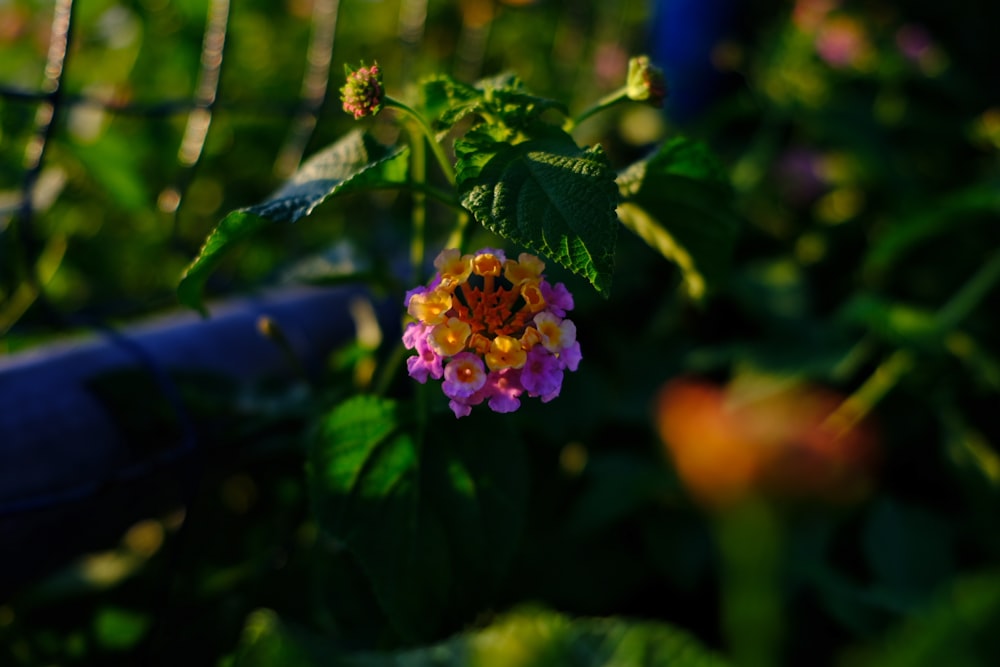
[
  {"xmin": 626, "ymin": 55, "xmax": 667, "ymax": 107},
  {"xmin": 340, "ymin": 62, "xmax": 384, "ymax": 119}
]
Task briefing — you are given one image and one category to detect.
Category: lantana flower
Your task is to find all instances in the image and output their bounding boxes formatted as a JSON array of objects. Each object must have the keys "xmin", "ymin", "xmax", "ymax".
[{"xmin": 403, "ymin": 248, "xmax": 581, "ymax": 418}]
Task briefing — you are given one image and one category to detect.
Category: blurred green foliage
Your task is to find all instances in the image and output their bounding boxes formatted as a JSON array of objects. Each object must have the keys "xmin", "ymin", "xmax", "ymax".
[{"xmin": 2, "ymin": 0, "xmax": 1000, "ymax": 666}]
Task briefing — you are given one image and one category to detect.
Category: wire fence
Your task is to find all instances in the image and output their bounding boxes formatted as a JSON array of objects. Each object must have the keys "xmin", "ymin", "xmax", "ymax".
[{"xmin": 1, "ymin": 0, "xmax": 346, "ymax": 329}]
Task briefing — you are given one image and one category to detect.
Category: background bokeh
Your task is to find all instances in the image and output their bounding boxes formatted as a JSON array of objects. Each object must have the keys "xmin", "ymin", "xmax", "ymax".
[{"xmin": 2, "ymin": 0, "xmax": 999, "ymax": 665}]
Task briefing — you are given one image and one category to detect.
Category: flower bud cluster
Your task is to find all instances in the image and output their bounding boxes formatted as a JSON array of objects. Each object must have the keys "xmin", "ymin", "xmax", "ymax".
[
  {"xmin": 403, "ymin": 248, "xmax": 581, "ymax": 418},
  {"xmin": 340, "ymin": 62, "xmax": 384, "ymax": 119}
]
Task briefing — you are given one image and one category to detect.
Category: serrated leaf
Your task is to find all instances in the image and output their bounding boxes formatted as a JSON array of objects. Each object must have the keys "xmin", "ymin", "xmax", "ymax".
[
  {"xmin": 177, "ymin": 130, "xmax": 407, "ymax": 314},
  {"xmin": 420, "ymin": 74, "xmax": 482, "ymax": 129},
  {"xmin": 618, "ymin": 137, "xmax": 740, "ymax": 301},
  {"xmin": 453, "ymin": 124, "xmax": 512, "ymax": 184},
  {"xmin": 459, "ymin": 131, "xmax": 619, "ymax": 296},
  {"xmin": 482, "ymin": 88, "xmax": 568, "ymax": 132},
  {"xmin": 307, "ymin": 396, "xmax": 527, "ymax": 641},
  {"xmin": 422, "ymin": 72, "xmax": 566, "ymax": 133}
]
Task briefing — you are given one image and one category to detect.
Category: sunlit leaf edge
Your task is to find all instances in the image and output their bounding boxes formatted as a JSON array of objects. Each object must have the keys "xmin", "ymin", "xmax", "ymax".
[{"xmin": 177, "ymin": 131, "xmax": 408, "ymax": 314}]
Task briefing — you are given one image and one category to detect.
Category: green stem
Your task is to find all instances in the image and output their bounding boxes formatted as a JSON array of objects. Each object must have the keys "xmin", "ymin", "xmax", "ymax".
[
  {"xmin": 366, "ymin": 182, "xmax": 461, "ymax": 210},
  {"xmin": 413, "ymin": 183, "xmax": 463, "ymax": 210},
  {"xmin": 409, "ymin": 118, "xmax": 427, "ymax": 285},
  {"xmin": 566, "ymin": 86, "xmax": 629, "ymax": 131},
  {"xmin": 373, "ymin": 341, "xmax": 408, "ymax": 397},
  {"xmin": 828, "ymin": 249, "xmax": 1000, "ymax": 433},
  {"xmin": 445, "ymin": 209, "xmax": 471, "ymax": 252},
  {"xmin": 385, "ymin": 96, "xmax": 456, "ymax": 186},
  {"xmin": 934, "ymin": 249, "xmax": 1000, "ymax": 334},
  {"xmin": 714, "ymin": 500, "xmax": 783, "ymax": 667},
  {"xmin": 824, "ymin": 349, "xmax": 914, "ymax": 436}
]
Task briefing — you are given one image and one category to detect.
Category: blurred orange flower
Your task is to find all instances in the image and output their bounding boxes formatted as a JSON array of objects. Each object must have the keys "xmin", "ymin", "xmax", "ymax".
[{"xmin": 655, "ymin": 376, "xmax": 879, "ymax": 509}]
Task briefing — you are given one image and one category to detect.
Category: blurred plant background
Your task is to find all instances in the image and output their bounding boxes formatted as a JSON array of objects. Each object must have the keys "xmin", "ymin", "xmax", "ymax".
[{"xmin": 2, "ymin": 0, "xmax": 1000, "ymax": 665}]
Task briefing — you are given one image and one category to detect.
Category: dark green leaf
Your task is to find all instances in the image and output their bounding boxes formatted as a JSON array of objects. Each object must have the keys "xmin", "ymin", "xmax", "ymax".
[
  {"xmin": 855, "ymin": 572, "xmax": 1000, "ymax": 667},
  {"xmin": 177, "ymin": 130, "xmax": 407, "ymax": 314},
  {"xmin": 863, "ymin": 185, "xmax": 1000, "ymax": 275},
  {"xmin": 308, "ymin": 395, "xmax": 447, "ymax": 640},
  {"xmin": 453, "ymin": 124, "xmax": 512, "ymax": 185},
  {"xmin": 232, "ymin": 609, "xmax": 327, "ymax": 667},
  {"xmin": 93, "ymin": 606, "xmax": 150, "ymax": 651},
  {"xmin": 243, "ymin": 130, "xmax": 408, "ymax": 224},
  {"xmin": 565, "ymin": 452, "xmax": 676, "ymax": 537},
  {"xmin": 233, "ymin": 607, "xmax": 731, "ymax": 667},
  {"xmin": 459, "ymin": 130, "xmax": 619, "ymax": 296},
  {"xmin": 482, "ymin": 88, "xmax": 568, "ymax": 132},
  {"xmin": 837, "ymin": 294, "xmax": 939, "ymax": 348},
  {"xmin": 420, "ymin": 74, "xmax": 482, "ymax": 128},
  {"xmin": 863, "ymin": 499, "xmax": 954, "ymax": 601},
  {"xmin": 348, "ymin": 606, "xmax": 731, "ymax": 667},
  {"xmin": 617, "ymin": 136, "xmax": 740, "ymax": 301},
  {"xmin": 307, "ymin": 396, "xmax": 527, "ymax": 641},
  {"xmin": 422, "ymin": 72, "xmax": 567, "ymax": 133}
]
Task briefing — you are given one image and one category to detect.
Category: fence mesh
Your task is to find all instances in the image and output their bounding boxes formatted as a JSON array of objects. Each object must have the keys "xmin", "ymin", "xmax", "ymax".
[{"xmin": 0, "ymin": 0, "xmax": 352, "ymax": 343}]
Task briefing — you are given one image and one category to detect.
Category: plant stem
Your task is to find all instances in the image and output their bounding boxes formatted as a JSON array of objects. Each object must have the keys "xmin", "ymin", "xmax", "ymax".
[
  {"xmin": 566, "ymin": 87, "xmax": 628, "ymax": 131},
  {"xmin": 827, "ymin": 249, "xmax": 1000, "ymax": 433},
  {"xmin": 933, "ymin": 248, "xmax": 1000, "ymax": 334},
  {"xmin": 408, "ymin": 118, "xmax": 427, "ymax": 285},
  {"xmin": 445, "ymin": 209, "xmax": 471, "ymax": 252},
  {"xmin": 373, "ymin": 341, "xmax": 408, "ymax": 397},
  {"xmin": 385, "ymin": 96, "xmax": 456, "ymax": 186},
  {"xmin": 715, "ymin": 499, "xmax": 783, "ymax": 667}
]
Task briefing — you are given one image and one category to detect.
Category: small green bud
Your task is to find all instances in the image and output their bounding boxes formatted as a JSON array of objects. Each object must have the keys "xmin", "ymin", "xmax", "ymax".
[{"xmin": 626, "ymin": 55, "xmax": 667, "ymax": 107}]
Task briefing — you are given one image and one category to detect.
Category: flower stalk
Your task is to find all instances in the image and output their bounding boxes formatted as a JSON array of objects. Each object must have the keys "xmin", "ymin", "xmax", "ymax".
[{"xmin": 568, "ymin": 55, "xmax": 667, "ymax": 129}]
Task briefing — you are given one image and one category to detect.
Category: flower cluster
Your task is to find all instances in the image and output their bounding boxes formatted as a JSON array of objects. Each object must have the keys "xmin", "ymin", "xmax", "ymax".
[
  {"xmin": 340, "ymin": 62, "xmax": 384, "ymax": 119},
  {"xmin": 403, "ymin": 248, "xmax": 581, "ymax": 418}
]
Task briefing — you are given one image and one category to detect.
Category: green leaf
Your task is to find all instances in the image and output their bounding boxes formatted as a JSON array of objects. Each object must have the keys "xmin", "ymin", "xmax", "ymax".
[
  {"xmin": 617, "ymin": 136, "xmax": 740, "ymax": 301},
  {"xmin": 93, "ymin": 606, "xmax": 150, "ymax": 651},
  {"xmin": 458, "ymin": 129, "xmax": 619, "ymax": 296},
  {"xmin": 855, "ymin": 571, "xmax": 1000, "ymax": 667},
  {"xmin": 71, "ymin": 133, "xmax": 150, "ymax": 212},
  {"xmin": 307, "ymin": 396, "xmax": 527, "ymax": 641},
  {"xmin": 421, "ymin": 72, "xmax": 567, "ymax": 133},
  {"xmin": 233, "ymin": 607, "xmax": 732, "ymax": 667},
  {"xmin": 863, "ymin": 185, "xmax": 1000, "ymax": 274},
  {"xmin": 232, "ymin": 609, "xmax": 326, "ymax": 667},
  {"xmin": 482, "ymin": 87, "xmax": 568, "ymax": 132},
  {"xmin": 177, "ymin": 130, "xmax": 408, "ymax": 314},
  {"xmin": 420, "ymin": 74, "xmax": 482, "ymax": 129},
  {"xmin": 837, "ymin": 294, "xmax": 940, "ymax": 348}
]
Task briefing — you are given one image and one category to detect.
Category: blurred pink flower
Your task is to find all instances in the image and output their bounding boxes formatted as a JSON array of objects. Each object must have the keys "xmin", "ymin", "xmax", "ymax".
[
  {"xmin": 815, "ymin": 16, "xmax": 871, "ymax": 69},
  {"xmin": 775, "ymin": 147, "xmax": 828, "ymax": 204}
]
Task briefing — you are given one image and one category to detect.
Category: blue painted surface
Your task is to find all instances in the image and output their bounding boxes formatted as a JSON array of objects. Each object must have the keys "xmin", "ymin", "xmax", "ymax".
[{"xmin": 650, "ymin": 0, "xmax": 739, "ymax": 123}]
